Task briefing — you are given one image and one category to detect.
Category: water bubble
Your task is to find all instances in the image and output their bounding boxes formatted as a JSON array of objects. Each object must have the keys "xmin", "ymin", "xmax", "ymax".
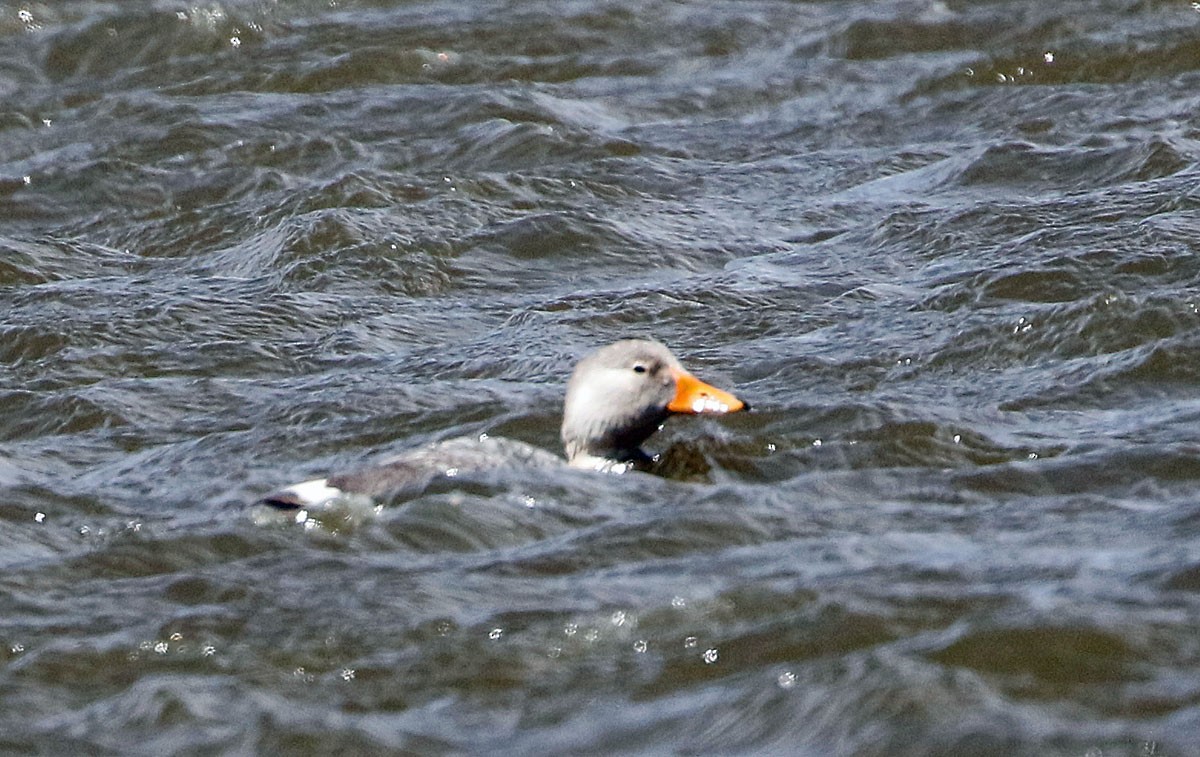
[
  {"xmin": 202, "ymin": 645, "xmax": 216, "ymax": 657},
  {"xmin": 702, "ymin": 648, "xmax": 718, "ymax": 664},
  {"xmin": 154, "ymin": 642, "xmax": 169, "ymax": 655},
  {"xmin": 10, "ymin": 643, "xmax": 24, "ymax": 654},
  {"xmin": 777, "ymin": 670, "xmax": 797, "ymax": 689},
  {"xmin": 523, "ymin": 496, "xmax": 536, "ymax": 508},
  {"xmin": 564, "ymin": 623, "xmax": 578, "ymax": 637},
  {"xmin": 611, "ymin": 611, "xmax": 627, "ymax": 627},
  {"xmin": 22, "ymin": 176, "xmax": 31, "ymax": 185},
  {"xmin": 169, "ymin": 633, "xmax": 183, "ymax": 642},
  {"xmin": 445, "ymin": 467, "xmax": 459, "ymax": 478},
  {"xmin": 684, "ymin": 636, "xmax": 698, "ymax": 649},
  {"xmin": 812, "ymin": 439, "xmax": 822, "ymax": 447},
  {"xmin": 671, "ymin": 596, "xmax": 686, "ymax": 608},
  {"xmin": 584, "ymin": 628, "xmax": 599, "ymax": 643},
  {"xmin": 340, "ymin": 668, "xmax": 355, "ymax": 681},
  {"xmin": 633, "ymin": 640, "xmax": 647, "ymax": 653},
  {"xmin": 33, "ymin": 512, "xmax": 45, "ymax": 523},
  {"xmin": 230, "ymin": 36, "xmax": 241, "ymax": 47},
  {"xmin": 41, "ymin": 118, "xmax": 51, "ymax": 127},
  {"xmin": 488, "ymin": 628, "xmax": 503, "ymax": 640},
  {"xmin": 1043, "ymin": 51, "xmax": 1055, "ymax": 63},
  {"xmin": 766, "ymin": 443, "xmax": 776, "ymax": 452},
  {"xmin": 952, "ymin": 434, "xmax": 961, "ymax": 444},
  {"xmin": 547, "ymin": 646, "xmax": 561, "ymax": 658}
]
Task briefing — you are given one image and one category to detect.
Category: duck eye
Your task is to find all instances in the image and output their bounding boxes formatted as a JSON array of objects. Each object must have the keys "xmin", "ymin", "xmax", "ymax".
[{"xmin": 632, "ymin": 364, "xmax": 647, "ymax": 374}]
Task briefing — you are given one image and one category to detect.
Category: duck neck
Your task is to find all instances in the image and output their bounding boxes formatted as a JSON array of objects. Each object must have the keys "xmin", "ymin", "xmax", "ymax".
[{"xmin": 564, "ymin": 443, "xmax": 653, "ymax": 472}]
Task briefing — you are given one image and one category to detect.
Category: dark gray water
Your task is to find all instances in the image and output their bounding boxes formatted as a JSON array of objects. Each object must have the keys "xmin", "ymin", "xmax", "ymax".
[{"xmin": 4, "ymin": 0, "xmax": 1200, "ymax": 753}]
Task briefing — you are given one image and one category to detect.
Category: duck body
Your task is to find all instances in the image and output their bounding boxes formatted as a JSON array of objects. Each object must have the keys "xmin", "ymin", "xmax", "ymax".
[{"xmin": 259, "ymin": 339, "xmax": 745, "ymax": 510}]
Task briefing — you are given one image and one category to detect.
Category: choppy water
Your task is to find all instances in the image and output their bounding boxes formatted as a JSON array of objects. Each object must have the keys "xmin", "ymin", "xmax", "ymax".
[{"xmin": 4, "ymin": 0, "xmax": 1200, "ymax": 753}]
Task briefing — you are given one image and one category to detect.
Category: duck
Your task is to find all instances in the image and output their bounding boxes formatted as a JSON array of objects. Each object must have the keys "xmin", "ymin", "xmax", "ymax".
[{"xmin": 258, "ymin": 338, "xmax": 747, "ymax": 510}]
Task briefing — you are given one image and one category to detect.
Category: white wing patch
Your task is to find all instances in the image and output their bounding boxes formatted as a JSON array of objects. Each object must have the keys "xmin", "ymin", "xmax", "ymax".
[{"xmin": 282, "ymin": 478, "xmax": 343, "ymax": 508}]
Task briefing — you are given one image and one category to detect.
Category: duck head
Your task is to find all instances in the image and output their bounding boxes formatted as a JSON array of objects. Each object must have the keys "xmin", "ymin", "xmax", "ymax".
[{"xmin": 560, "ymin": 339, "xmax": 746, "ymax": 469}]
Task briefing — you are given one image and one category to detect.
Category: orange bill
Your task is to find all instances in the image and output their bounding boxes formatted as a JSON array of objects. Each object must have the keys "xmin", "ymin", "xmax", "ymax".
[{"xmin": 667, "ymin": 369, "xmax": 747, "ymax": 414}]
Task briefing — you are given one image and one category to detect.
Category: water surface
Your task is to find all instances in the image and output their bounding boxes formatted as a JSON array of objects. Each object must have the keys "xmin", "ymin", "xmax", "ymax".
[{"xmin": 3, "ymin": 1, "xmax": 1200, "ymax": 753}]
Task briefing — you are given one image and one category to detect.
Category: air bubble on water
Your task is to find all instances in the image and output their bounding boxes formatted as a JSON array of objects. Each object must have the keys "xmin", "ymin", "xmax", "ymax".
[
  {"xmin": 169, "ymin": 633, "xmax": 183, "ymax": 642},
  {"xmin": 548, "ymin": 646, "xmax": 561, "ymax": 659},
  {"xmin": 523, "ymin": 496, "xmax": 536, "ymax": 508},
  {"xmin": 10, "ymin": 643, "xmax": 24, "ymax": 654},
  {"xmin": 584, "ymin": 628, "xmax": 599, "ymax": 643},
  {"xmin": 488, "ymin": 627, "xmax": 503, "ymax": 640},
  {"xmin": 230, "ymin": 36, "xmax": 241, "ymax": 47},
  {"xmin": 684, "ymin": 636, "xmax": 698, "ymax": 649},
  {"xmin": 611, "ymin": 611, "xmax": 627, "ymax": 627},
  {"xmin": 154, "ymin": 642, "xmax": 169, "ymax": 655},
  {"xmin": 953, "ymin": 434, "xmax": 961, "ymax": 444},
  {"xmin": 22, "ymin": 176, "xmax": 31, "ymax": 185},
  {"xmin": 702, "ymin": 648, "xmax": 718, "ymax": 664},
  {"xmin": 340, "ymin": 668, "xmax": 355, "ymax": 681},
  {"xmin": 445, "ymin": 467, "xmax": 459, "ymax": 478},
  {"xmin": 965, "ymin": 68, "xmax": 974, "ymax": 77},
  {"xmin": 633, "ymin": 640, "xmax": 647, "ymax": 653},
  {"xmin": 671, "ymin": 596, "xmax": 686, "ymax": 608},
  {"xmin": 778, "ymin": 670, "xmax": 797, "ymax": 689},
  {"xmin": 564, "ymin": 623, "xmax": 578, "ymax": 637},
  {"xmin": 766, "ymin": 443, "xmax": 776, "ymax": 452},
  {"xmin": 1044, "ymin": 51, "xmax": 1055, "ymax": 63},
  {"xmin": 1028, "ymin": 452, "xmax": 1039, "ymax": 460},
  {"xmin": 34, "ymin": 512, "xmax": 45, "ymax": 523},
  {"xmin": 202, "ymin": 645, "xmax": 216, "ymax": 657},
  {"xmin": 812, "ymin": 439, "xmax": 822, "ymax": 447}
]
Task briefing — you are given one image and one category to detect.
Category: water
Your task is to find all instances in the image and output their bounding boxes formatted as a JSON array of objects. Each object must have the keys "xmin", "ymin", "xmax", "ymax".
[{"xmin": 3, "ymin": 0, "xmax": 1200, "ymax": 753}]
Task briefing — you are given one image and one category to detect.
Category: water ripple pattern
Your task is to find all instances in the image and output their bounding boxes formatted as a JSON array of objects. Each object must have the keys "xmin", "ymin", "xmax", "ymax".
[{"xmin": 2, "ymin": 1, "xmax": 1200, "ymax": 753}]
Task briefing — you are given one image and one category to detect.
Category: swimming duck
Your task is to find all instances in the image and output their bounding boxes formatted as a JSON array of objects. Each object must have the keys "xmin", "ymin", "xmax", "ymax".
[{"xmin": 259, "ymin": 339, "xmax": 746, "ymax": 509}]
